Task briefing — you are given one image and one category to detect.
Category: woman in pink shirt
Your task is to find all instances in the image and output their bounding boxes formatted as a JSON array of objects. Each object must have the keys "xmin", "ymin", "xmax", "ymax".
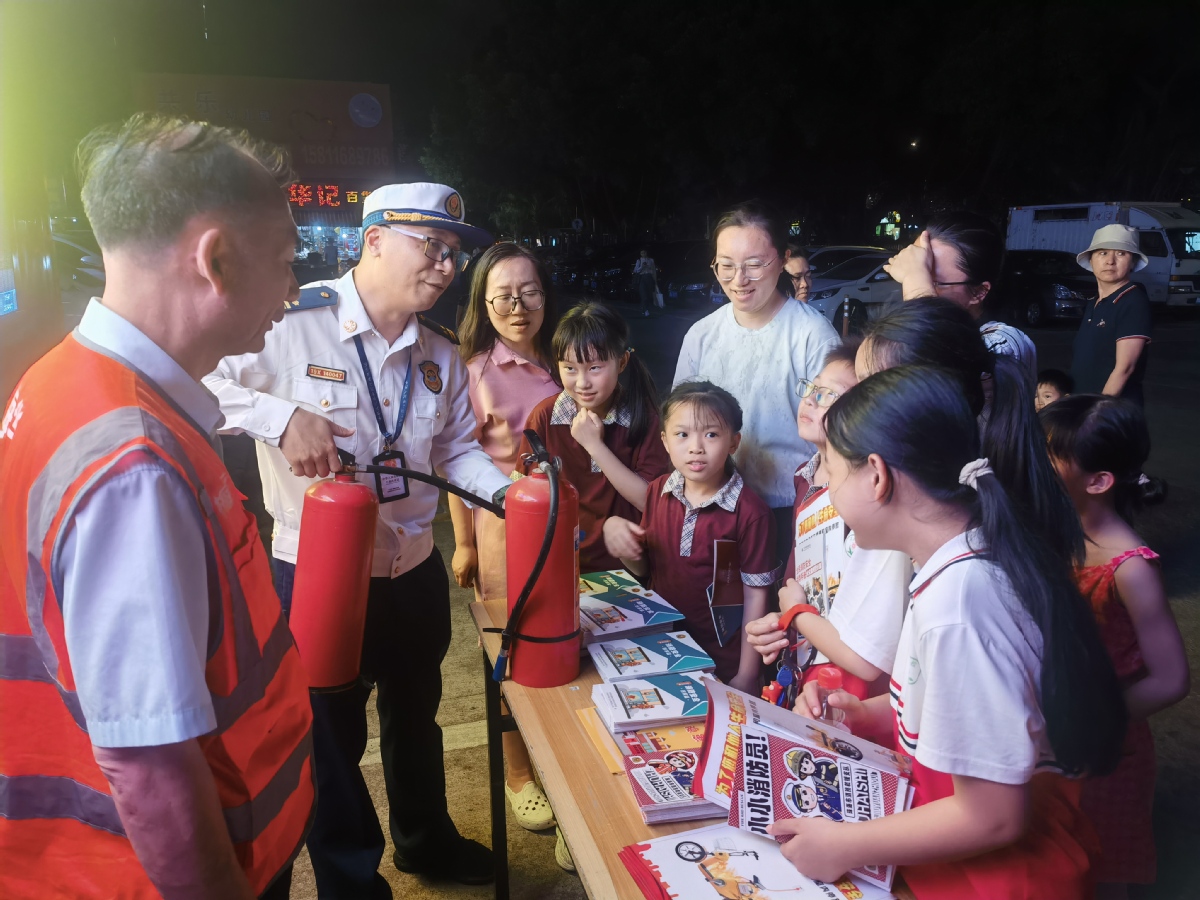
[{"xmin": 448, "ymin": 243, "xmax": 564, "ymax": 842}]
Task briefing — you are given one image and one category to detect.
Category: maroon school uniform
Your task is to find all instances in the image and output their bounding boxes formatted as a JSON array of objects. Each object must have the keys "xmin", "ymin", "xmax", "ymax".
[
  {"xmin": 521, "ymin": 391, "xmax": 672, "ymax": 571},
  {"xmin": 639, "ymin": 470, "xmax": 776, "ymax": 681}
]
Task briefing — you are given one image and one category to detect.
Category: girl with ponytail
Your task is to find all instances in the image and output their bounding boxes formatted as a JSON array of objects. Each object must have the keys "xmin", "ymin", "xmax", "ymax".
[
  {"xmin": 519, "ymin": 300, "xmax": 671, "ymax": 570},
  {"xmin": 770, "ymin": 366, "xmax": 1126, "ymax": 899},
  {"xmin": 1041, "ymin": 395, "xmax": 1187, "ymax": 894}
]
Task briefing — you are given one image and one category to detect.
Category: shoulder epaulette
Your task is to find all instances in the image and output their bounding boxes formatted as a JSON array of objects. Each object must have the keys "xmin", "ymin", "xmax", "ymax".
[
  {"xmin": 417, "ymin": 314, "xmax": 459, "ymax": 345},
  {"xmin": 284, "ymin": 285, "xmax": 339, "ymax": 313}
]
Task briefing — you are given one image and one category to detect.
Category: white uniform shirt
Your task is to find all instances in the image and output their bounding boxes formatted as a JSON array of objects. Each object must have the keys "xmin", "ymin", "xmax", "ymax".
[
  {"xmin": 205, "ymin": 269, "xmax": 510, "ymax": 578},
  {"xmin": 60, "ymin": 300, "xmax": 219, "ymax": 748},
  {"xmin": 889, "ymin": 530, "xmax": 1056, "ymax": 784},
  {"xmin": 673, "ymin": 300, "xmax": 840, "ymax": 508},
  {"xmin": 826, "ymin": 545, "xmax": 912, "ymax": 673}
]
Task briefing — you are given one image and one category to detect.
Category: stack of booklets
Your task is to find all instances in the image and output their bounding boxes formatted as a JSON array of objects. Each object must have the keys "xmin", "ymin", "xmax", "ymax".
[
  {"xmin": 620, "ymin": 823, "xmax": 898, "ymax": 900},
  {"xmin": 592, "ymin": 673, "xmax": 708, "ymax": 733},
  {"xmin": 587, "ymin": 631, "xmax": 715, "ymax": 683},
  {"xmin": 578, "ymin": 569, "xmax": 685, "ymax": 644},
  {"xmin": 622, "ymin": 749, "xmax": 723, "ymax": 824},
  {"xmin": 692, "ymin": 675, "xmax": 914, "ymax": 892}
]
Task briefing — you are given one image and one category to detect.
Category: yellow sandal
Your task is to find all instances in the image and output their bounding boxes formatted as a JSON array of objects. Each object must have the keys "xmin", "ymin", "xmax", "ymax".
[{"xmin": 505, "ymin": 780, "xmax": 556, "ymax": 831}]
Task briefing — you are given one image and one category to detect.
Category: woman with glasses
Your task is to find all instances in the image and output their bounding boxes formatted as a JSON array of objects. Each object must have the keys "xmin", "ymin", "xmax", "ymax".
[
  {"xmin": 884, "ymin": 211, "xmax": 1037, "ymax": 385},
  {"xmin": 784, "ymin": 241, "xmax": 813, "ymax": 302},
  {"xmin": 446, "ymin": 243, "xmax": 565, "ymax": 844},
  {"xmin": 674, "ymin": 202, "xmax": 840, "ymax": 566}
]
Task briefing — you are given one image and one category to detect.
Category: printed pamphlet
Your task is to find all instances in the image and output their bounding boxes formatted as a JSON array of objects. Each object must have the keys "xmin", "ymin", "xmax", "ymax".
[
  {"xmin": 579, "ymin": 570, "xmax": 685, "ymax": 644},
  {"xmin": 588, "ymin": 631, "xmax": 716, "ymax": 683},
  {"xmin": 619, "ymin": 723, "xmax": 706, "ymax": 757},
  {"xmin": 592, "ymin": 673, "xmax": 708, "ymax": 732},
  {"xmin": 622, "ymin": 748, "xmax": 723, "ymax": 824},
  {"xmin": 618, "ymin": 822, "xmax": 897, "ymax": 900}
]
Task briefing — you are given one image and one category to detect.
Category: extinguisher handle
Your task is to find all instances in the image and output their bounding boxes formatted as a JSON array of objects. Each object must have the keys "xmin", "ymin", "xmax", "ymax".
[
  {"xmin": 337, "ymin": 449, "xmax": 357, "ymax": 469},
  {"xmin": 522, "ymin": 429, "xmax": 552, "ymax": 466}
]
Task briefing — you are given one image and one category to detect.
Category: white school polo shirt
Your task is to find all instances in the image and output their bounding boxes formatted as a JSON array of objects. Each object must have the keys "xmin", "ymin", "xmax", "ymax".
[
  {"xmin": 889, "ymin": 530, "xmax": 1057, "ymax": 784},
  {"xmin": 826, "ymin": 545, "xmax": 912, "ymax": 674}
]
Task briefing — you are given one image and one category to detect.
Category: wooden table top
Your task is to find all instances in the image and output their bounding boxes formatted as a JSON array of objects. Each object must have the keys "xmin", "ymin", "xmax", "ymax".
[{"xmin": 470, "ymin": 599, "xmax": 915, "ymax": 900}]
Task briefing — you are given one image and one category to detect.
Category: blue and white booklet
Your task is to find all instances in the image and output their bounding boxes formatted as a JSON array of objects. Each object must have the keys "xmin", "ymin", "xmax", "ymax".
[
  {"xmin": 591, "ymin": 673, "xmax": 709, "ymax": 732},
  {"xmin": 588, "ymin": 631, "xmax": 716, "ymax": 683},
  {"xmin": 579, "ymin": 570, "xmax": 685, "ymax": 644}
]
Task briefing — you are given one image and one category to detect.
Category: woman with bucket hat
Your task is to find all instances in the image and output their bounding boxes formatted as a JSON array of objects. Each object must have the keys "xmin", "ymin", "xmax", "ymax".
[{"xmin": 1071, "ymin": 224, "xmax": 1152, "ymax": 406}]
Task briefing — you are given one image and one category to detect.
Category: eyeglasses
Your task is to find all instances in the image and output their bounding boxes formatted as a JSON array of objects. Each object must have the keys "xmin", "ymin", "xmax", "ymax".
[
  {"xmin": 934, "ymin": 280, "xmax": 974, "ymax": 288},
  {"xmin": 385, "ymin": 225, "xmax": 471, "ymax": 272},
  {"xmin": 710, "ymin": 257, "xmax": 779, "ymax": 282},
  {"xmin": 796, "ymin": 378, "xmax": 841, "ymax": 407},
  {"xmin": 487, "ymin": 290, "xmax": 546, "ymax": 316},
  {"xmin": 790, "ymin": 271, "xmax": 813, "ymax": 283}
]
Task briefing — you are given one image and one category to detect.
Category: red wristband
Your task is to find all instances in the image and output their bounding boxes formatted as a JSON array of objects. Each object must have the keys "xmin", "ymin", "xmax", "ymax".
[{"xmin": 778, "ymin": 603, "xmax": 819, "ymax": 631}]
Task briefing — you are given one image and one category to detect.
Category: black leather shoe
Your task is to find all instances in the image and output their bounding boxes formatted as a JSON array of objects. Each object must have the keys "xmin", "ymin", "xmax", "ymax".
[{"xmin": 392, "ymin": 836, "xmax": 495, "ymax": 885}]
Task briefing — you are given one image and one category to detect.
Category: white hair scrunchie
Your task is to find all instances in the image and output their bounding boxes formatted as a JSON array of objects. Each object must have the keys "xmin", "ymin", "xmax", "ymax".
[{"xmin": 958, "ymin": 458, "xmax": 994, "ymax": 491}]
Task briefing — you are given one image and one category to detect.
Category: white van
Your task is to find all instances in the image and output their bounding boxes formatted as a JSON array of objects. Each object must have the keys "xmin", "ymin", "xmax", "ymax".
[{"xmin": 1005, "ymin": 202, "xmax": 1200, "ymax": 306}]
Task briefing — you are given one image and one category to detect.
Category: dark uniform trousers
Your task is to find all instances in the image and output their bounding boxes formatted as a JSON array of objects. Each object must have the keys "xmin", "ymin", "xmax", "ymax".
[{"xmin": 273, "ymin": 547, "xmax": 454, "ymax": 899}]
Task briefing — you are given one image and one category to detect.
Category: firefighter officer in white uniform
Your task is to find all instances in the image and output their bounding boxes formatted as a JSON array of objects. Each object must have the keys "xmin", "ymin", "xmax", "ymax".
[{"xmin": 205, "ymin": 184, "xmax": 509, "ymax": 896}]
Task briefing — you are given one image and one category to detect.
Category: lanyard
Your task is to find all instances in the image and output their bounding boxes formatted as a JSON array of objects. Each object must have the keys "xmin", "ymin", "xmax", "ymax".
[{"xmin": 353, "ymin": 334, "xmax": 411, "ymax": 451}]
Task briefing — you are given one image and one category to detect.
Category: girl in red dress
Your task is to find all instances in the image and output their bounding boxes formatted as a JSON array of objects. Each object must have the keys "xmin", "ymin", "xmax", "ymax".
[
  {"xmin": 1041, "ymin": 395, "xmax": 1189, "ymax": 897},
  {"xmin": 771, "ymin": 366, "xmax": 1128, "ymax": 900}
]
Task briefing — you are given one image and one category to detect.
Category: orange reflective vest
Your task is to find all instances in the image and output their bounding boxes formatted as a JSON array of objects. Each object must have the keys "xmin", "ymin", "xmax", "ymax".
[{"xmin": 0, "ymin": 334, "xmax": 315, "ymax": 898}]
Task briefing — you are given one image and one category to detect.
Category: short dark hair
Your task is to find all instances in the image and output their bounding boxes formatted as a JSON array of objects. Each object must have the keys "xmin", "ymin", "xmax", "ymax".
[
  {"xmin": 77, "ymin": 112, "xmax": 293, "ymax": 251},
  {"xmin": 458, "ymin": 242, "xmax": 558, "ymax": 365},
  {"xmin": 925, "ymin": 211, "xmax": 1004, "ymax": 308},
  {"xmin": 661, "ymin": 381, "xmax": 743, "ymax": 434},
  {"xmin": 822, "ymin": 336, "xmax": 859, "ymax": 370},
  {"xmin": 1037, "ymin": 368, "xmax": 1075, "ymax": 396}
]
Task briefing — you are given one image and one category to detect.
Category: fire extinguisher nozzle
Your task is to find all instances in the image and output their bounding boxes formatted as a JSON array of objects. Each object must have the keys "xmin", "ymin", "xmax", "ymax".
[{"xmin": 491, "ymin": 654, "xmax": 508, "ymax": 682}]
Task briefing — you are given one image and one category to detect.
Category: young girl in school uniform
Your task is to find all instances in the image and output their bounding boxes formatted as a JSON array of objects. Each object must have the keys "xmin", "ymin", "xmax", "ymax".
[
  {"xmin": 602, "ymin": 382, "xmax": 776, "ymax": 694},
  {"xmin": 1041, "ymin": 395, "xmax": 1188, "ymax": 898},
  {"xmin": 447, "ymin": 244, "xmax": 562, "ymax": 837},
  {"xmin": 520, "ymin": 301, "xmax": 672, "ymax": 572},
  {"xmin": 771, "ymin": 366, "xmax": 1127, "ymax": 900}
]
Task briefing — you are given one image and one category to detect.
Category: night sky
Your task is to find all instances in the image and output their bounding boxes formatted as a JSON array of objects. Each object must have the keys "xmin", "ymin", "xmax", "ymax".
[{"xmin": 4, "ymin": 0, "xmax": 1200, "ymax": 243}]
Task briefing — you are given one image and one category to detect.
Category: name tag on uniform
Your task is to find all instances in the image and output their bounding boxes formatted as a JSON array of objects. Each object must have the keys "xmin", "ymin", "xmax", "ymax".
[
  {"xmin": 372, "ymin": 449, "xmax": 410, "ymax": 503},
  {"xmin": 307, "ymin": 364, "xmax": 347, "ymax": 382}
]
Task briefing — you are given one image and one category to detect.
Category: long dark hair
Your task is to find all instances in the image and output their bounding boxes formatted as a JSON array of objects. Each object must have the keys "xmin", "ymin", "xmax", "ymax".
[
  {"xmin": 458, "ymin": 243, "xmax": 558, "ymax": 365},
  {"xmin": 551, "ymin": 301, "xmax": 659, "ymax": 445},
  {"xmin": 861, "ymin": 297, "xmax": 1084, "ymax": 565},
  {"xmin": 1040, "ymin": 394, "xmax": 1167, "ymax": 524},
  {"xmin": 926, "ymin": 210, "xmax": 1004, "ymax": 307},
  {"xmin": 826, "ymin": 366, "xmax": 1126, "ymax": 776}
]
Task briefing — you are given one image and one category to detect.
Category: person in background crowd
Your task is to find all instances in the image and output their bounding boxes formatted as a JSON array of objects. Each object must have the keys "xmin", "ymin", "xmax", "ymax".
[
  {"xmin": 447, "ymin": 243, "xmax": 562, "ymax": 845},
  {"xmin": 1036, "ymin": 368, "xmax": 1074, "ymax": 411},
  {"xmin": 784, "ymin": 240, "xmax": 813, "ymax": 301},
  {"xmin": 884, "ymin": 211, "xmax": 1037, "ymax": 385},
  {"xmin": 776, "ymin": 366, "xmax": 1126, "ymax": 899},
  {"xmin": 207, "ymin": 183, "xmax": 508, "ymax": 894},
  {"xmin": 1070, "ymin": 225, "xmax": 1152, "ymax": 406},
  {"xmin": 675, "ymin": 202, "xmax": 840, "ymax": 569},
  {"xmin": 603, "ymin": 381, "xmax": 775, "ymax": 694},
  {"xmin": 1041, "ymin": 395, "xmax": 1186, "ymax": 897},
  {"xmin": 0, "ymin": 113, "xmax": 314, "ymax": 900},
  {"xmin": 519, "ymin": 301, "xmax": 672, "ymax": 572},
  {"xmin": 324, "ymin": 236, "xmax": 338, "ymax": 270},
  {"xmin": 633, "ymin": 248, "xmax": 658, "ymax": 317}
]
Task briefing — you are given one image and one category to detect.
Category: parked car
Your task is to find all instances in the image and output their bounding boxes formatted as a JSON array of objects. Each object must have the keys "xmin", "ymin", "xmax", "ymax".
[
  {"xmin": 805, "ymin": 252, "xmax": 899, "ymax": 333},
  {"xmin": 662, "ymin": 240, "xmax": 723, "ymax": 305},
  {"xmin": 52, "ymin": 233, "xmax": 105, "ymax": 288},
  {"xmin": 993, "ymin": 250, "xmax": 1092, "ymax": 327},
  {"xmin": 805, "ymin": 245, "xmax": 890, "ymax": 277}
]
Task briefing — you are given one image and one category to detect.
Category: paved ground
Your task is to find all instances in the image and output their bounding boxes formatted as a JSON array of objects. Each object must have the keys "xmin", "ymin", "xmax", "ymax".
[{"xmin": 65, "ymin": 286, "xmax": 1198, "ymax": 898}]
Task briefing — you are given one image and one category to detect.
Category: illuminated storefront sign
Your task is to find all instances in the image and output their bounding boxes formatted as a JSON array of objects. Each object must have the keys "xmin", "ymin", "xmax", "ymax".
[{"xmin": 287, "ymin": 184, "xmax": 375, "ymax": 208}]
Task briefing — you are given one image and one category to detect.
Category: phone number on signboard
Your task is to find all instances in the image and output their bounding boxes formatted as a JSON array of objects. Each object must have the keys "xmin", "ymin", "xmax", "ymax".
[{"xmin": 297, "ymin": 144, "xmax": 392, "ymax": 167}]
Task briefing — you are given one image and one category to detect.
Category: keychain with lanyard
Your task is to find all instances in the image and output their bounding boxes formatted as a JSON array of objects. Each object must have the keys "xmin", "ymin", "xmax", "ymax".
[{"xmin": 354, "ymin": 334, "xmax": 412, "ymax": 503}]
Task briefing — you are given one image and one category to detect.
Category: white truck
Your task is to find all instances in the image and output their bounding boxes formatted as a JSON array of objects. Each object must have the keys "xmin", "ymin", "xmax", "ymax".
[{"xmin": 1005, "ymin": 202, "xmax": 1200, "ymax": 306}]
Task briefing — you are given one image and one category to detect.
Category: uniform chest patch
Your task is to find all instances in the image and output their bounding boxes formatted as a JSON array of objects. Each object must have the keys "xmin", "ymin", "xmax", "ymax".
[
  {"xmin": 307, "ymin": 364, "xmax": 347, "ymax": 382},
  {"xmin": 419, "ymin": 361, "xmax": 443, "ymax": 394}
]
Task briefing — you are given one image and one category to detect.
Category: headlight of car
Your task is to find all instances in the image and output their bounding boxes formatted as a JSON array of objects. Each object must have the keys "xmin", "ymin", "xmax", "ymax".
[
  {"xmin": 811, "ymin": 288, "xmax": 838, "ymax": 301},
  {"xmin": 1053, "ymin": 283, "xmax": 1072, "ymax": 300},
  {"xmin": 685, "ymin": 282, "xmax": 705, "ymax": 291},
  {"xmin": 605, "ymin": 267, "xmax": 621, "ymax": 276}
]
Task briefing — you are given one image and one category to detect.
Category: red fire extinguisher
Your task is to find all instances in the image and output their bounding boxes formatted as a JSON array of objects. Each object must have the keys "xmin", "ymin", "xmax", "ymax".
[
  {"xmin": 288, "ymin": 470, "xmax": 378, "ymax": 690},
  {"xmin": 504, "ymin": 467, "xmax": 580, "ymax": 688}
]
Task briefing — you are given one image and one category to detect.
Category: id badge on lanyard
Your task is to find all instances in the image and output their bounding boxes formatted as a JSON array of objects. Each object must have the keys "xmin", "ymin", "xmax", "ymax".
[
  {"xmin": 354, "ymin": 335, "xmax": 413, "ymax": 504},
  {"xmin": 372, "ymin": 449, "xmax": 410, "ymax": 503}
]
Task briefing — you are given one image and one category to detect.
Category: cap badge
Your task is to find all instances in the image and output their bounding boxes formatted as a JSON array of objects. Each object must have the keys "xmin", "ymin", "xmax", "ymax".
[{"xmin": 444, "ymin": 192, "xmax": 462, "ymax": 220}]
